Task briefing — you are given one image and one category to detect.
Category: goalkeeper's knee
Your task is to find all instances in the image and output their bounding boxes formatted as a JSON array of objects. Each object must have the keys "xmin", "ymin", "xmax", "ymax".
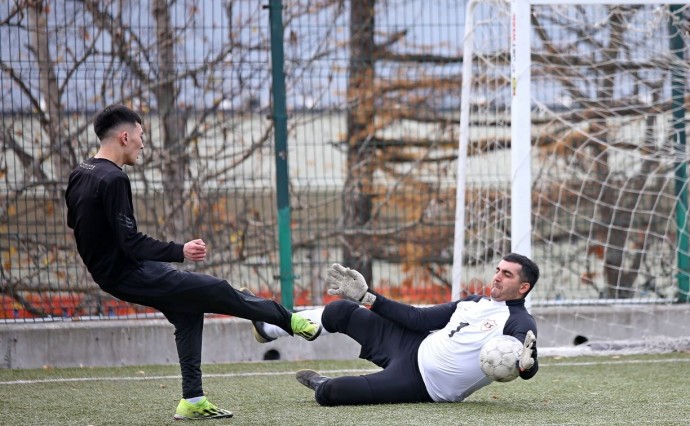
[{"xmin": 321, "ymin": 299, "xmax": 360, "ymax": 334}]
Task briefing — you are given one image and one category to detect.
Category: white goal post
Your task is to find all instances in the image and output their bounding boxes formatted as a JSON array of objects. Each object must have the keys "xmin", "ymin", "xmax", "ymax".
[{"xmin": 453, "ymin": 0, "xmax": 690, "ymax": 307}]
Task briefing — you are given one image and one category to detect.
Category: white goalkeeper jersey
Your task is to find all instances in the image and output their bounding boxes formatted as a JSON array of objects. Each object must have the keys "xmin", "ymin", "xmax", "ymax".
[{"xmin": 416, "ymin": 297, "xmax": 532, "ymax": 402}]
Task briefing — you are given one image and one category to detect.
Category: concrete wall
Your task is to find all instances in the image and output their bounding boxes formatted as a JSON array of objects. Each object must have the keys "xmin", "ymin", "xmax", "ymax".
[
  {"xmin": 2, "ymin": 304, "xmax": 690, "ymax": 369},
  {"xmin": 532, "ymin": 304, "xmax": 690, "ymax": 346},
  {"xmin": 0, "ymin": 317, "xmax": 361, "ymax": 369}
]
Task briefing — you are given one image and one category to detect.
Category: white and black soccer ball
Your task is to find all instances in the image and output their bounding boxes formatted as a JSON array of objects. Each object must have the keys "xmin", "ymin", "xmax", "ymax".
[{"xmin": 479, "ymin": 335, "xmax": 523, "ymax": 382}]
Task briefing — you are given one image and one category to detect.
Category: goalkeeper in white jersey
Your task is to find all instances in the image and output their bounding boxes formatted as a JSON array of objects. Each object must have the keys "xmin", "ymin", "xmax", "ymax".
[{"xmin": 245, "ymin": 253, "xmax": 539, "ymax": 406}]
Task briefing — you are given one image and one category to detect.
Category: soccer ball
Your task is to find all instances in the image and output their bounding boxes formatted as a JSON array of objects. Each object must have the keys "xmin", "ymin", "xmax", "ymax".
[{"xmin": 479, "ymin": 335, "xmax": 523, "ymax": 382}]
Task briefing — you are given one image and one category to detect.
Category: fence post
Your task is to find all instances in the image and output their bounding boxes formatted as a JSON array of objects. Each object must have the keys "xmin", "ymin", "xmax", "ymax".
[
  {"xmin": 267, "ymin": 0, "xmax": 294, "ymax": 310},
  {"xmin": 670, "ymin": 4, "xmax": 689, "ymax": 303}
]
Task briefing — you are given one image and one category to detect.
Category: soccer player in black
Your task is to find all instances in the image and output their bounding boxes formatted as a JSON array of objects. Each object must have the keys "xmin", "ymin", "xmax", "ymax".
[{"xmin": 65, "ymin": 104, "xmax": 321, "ymax": 420}]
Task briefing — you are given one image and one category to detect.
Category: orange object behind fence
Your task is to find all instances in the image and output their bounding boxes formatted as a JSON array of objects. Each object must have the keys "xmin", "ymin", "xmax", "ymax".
[{"xmin": 2, "ymin": 282, "xmax": 491, "ymax": 320}]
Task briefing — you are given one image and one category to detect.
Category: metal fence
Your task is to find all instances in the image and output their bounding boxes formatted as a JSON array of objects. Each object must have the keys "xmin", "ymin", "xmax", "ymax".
[{"xmin": 1, "ymin": 0, "xmax": 468, "ymax": 320}]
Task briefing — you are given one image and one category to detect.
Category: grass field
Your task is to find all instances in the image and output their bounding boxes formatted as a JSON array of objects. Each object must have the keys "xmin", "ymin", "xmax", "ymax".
[{"xmin": 1, "ymin": 353, "xmax": 689, "ymax": 425}]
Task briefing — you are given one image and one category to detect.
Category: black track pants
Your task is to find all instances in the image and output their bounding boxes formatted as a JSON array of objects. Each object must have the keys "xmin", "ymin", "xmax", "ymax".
[
  {"xmin": 316, "ymin": 299, "xmax": 433, "ymax": 405},
  {"xmin": 104, "ymin": 261, "xmax": 293, "ymax": 398}
]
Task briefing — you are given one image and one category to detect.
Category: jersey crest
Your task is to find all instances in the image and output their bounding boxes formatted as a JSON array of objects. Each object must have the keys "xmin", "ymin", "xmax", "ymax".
[{"xmin": 481, "ymin": 319, "xmax": 498, "ymax": 332}]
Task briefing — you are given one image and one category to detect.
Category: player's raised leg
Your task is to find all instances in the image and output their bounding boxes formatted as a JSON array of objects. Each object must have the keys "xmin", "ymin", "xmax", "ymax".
[
  {"xmin": 239, "ymin": 288, "xmax": 325, "ymax": 342},
  {"xmin": 254, "ymin": 307, "xmax": 327, "ymax": 342}
]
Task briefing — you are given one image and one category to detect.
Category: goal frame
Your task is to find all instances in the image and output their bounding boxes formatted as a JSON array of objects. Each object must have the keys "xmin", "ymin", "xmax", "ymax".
[{"xmin": 452, "ymin": 0, "xmax": 690, "ymax": 302}]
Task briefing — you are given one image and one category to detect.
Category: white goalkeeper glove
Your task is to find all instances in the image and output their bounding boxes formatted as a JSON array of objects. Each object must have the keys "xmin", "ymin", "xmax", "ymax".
[
  {"xmin": 519, "ymin": 330, "xmax": 536, "ymax": 371},
  {"xmin": 325, "ymin": 263, "xmax": 376, "ymax": 305}
]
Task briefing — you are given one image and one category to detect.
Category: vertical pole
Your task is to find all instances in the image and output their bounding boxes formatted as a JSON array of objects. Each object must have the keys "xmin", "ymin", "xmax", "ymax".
[
  {"xmin": 511, "ymin": 0, "xmax": 532, "ymax": 309},
  {"xmin": 267, "ymin": 0, "xmax": 294, "ymax": 310},
  {"xmin": 453, "ymin": 0, "xmax": 479, "ymax": 302},
  {"xmin": 670, "ymin": 5, "xmax": 689, "ymax": 302},
  {"xmin": 511, "ymin": 0, "xmax": 532, "ymax": 257}
]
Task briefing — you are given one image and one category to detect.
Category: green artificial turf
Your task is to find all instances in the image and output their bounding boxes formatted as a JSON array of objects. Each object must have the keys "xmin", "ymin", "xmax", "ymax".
[{"xmin": 0, "ymin": 354, "xmax": 688, "ymax": 425}]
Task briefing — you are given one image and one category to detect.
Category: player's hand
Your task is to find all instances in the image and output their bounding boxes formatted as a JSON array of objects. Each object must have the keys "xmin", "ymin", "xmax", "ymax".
[
  {"xmin": 519, "ymin": 330, "xmax": 536, "ymax": 371},
  {"xmin": 325, "ymin": 263, "xmax": 369, "ymax": 303},
  {"xmin": 183, "ymin": 239, "xmax": 207, "ymax": 262}
]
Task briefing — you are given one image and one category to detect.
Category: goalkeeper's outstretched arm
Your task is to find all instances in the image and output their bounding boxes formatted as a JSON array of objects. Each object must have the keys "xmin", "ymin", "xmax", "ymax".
[{"xmin": 325, "ymin": 263, "xmax": 455, "ymax": 331}]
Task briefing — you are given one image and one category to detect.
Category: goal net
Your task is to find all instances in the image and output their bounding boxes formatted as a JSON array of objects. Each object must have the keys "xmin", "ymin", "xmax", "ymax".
[{"xmin": 455, "ymin": 0, "xmax": 690, "ymax": 351}]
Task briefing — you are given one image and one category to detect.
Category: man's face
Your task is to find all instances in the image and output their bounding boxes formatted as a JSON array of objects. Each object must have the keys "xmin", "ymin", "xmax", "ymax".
[
  {"xmin": 490, "ymin": 260, "xmax": 531, "ymax": 302},
  {"xmin": 122, "ymin": 123, "xmax": 144, "ymax": 166}
]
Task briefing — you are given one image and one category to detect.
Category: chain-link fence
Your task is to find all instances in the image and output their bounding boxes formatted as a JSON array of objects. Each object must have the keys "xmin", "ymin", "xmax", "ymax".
[{"xmin": 1, "ymin": 0, "xmax": 468, "ymax": 321}]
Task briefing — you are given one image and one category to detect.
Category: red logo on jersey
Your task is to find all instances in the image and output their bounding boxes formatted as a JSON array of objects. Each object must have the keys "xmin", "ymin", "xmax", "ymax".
[{"xmin": 481, "ymin": 319, "xmax": 497, "ymax": 331}]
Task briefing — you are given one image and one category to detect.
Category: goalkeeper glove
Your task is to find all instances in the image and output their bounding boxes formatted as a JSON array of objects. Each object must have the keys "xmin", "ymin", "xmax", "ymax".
[
  {"xmin": 518, "ymin": 330, "xmax": 536, "ymax": 371},
  {"xmin": 325, "ymin": 263, "xmax": 376, "ymax": 305}
]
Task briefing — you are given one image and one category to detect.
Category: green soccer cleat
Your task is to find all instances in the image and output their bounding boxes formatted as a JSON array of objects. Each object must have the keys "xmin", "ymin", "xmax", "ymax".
[
  {"xmin": 239, "ymin": 287, "xmax": 275, "ymax": 343},
  {"xmin": 173, "ymin": 397, "xmax": 233, "ymax": 421},
  {"xmin": 291, "ymin": 313, "xmax": 322, "ymax": 341}
]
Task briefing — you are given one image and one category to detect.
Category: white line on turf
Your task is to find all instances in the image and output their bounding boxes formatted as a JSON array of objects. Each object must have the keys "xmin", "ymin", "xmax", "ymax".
[{"xmin": 1, "ymin": 357, "xmax": 689, "ymax": 385}]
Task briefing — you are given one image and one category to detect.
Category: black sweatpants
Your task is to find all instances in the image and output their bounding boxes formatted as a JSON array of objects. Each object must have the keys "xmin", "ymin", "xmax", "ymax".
[
  {"xmin": 316, "ymin": 299, "xmax": 433, "ymax": 406},
  {"xmin": 103, "ymin": 261, "xmax": 293, "ymax": 398}
]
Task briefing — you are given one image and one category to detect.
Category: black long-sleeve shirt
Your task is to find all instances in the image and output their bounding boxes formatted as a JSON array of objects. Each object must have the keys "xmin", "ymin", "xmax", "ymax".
[{"xmin": 65, "ymin": 158, "xmax": 184, "ymax": 288}]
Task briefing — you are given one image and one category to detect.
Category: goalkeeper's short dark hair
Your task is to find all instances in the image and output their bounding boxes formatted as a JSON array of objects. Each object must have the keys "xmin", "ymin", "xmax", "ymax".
[
  {"xmin": 503, "ymin": 253, "xmax": 539, "ymax": 295},
  {"xmin": 93, "ymin": 104, "xmax": 142, "ymax": 141}
]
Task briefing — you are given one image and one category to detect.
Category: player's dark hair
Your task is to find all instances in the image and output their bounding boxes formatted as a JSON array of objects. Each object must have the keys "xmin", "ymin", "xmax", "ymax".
[
  {"xmin": 93, "ymin": 104, "xmax": 142, "ymax": 141},
  {"xmin": 503, "ymin": 253, "xmax": 539, "ymax": 296}
]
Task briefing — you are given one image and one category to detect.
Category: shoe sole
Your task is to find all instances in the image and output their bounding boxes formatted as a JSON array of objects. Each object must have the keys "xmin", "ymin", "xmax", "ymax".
[
  {"xmin": 239, "ymin": 287, "xmax": 276, "ymax": 343},
  {"xmin": 173, "ymin": 412, "xmax": 234, "ymax": 420}
]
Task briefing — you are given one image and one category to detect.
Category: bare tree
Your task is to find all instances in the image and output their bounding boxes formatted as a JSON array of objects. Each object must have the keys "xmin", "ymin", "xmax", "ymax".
[
  {"xmin": 342, "ymin": 0, "xmax": 376, "ymax": 284},
  {"xmin": 529, "ymin": 5, "xmax": 690, "ymax": 298},
  {"xmin": 0, "ymin": 0, "xmax": 282, "ymax": 315},
  {"xmin": 2, "ymin": 0, "xmax": 471, "ymax": 317},
  {"xmin": 336, "ymin": 0, "xmax": 462, "ymax": 291}
]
